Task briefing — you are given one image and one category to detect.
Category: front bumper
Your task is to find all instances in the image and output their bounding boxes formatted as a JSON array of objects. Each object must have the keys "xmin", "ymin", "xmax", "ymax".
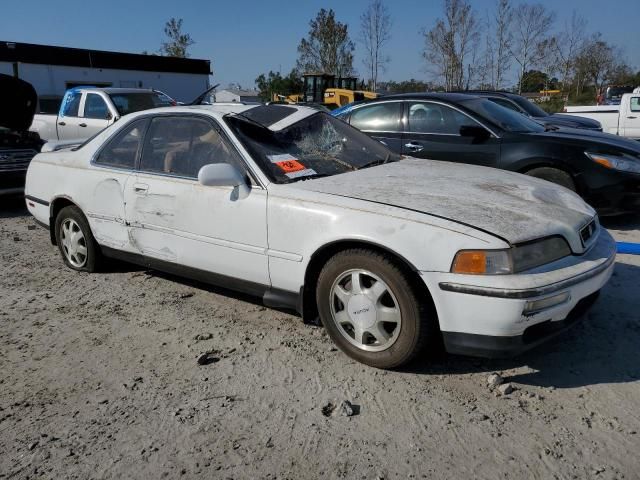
[
  {"xmin": 0, "ymin": 170, "xmax": 27, "ymax": 195},
  {"xmin": 441, "ymin": 291, "xmax": 599, "ymax": 357},
  {"xmin": 582, "ymin": 169, "xmax": 640, "ymax": 215},
  {"xmin": 421, "ymin": 229, "xmax": 616, "ymax": 358}
]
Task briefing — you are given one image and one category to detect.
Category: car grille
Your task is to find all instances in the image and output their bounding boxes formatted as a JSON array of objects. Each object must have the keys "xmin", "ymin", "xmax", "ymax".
[
  {"xmin": 580, "ymin": 218, "xmax": 597, "ymax": 247},
  {"xmin": 0, "ymin": 149, "xmax": 38, "ymax": 172}
]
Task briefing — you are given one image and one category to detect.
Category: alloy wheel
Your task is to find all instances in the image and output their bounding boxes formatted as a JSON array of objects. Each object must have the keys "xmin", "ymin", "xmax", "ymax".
[{"xmin": 329, "ymin": 269, "xmax": 402, "ymax": 352}]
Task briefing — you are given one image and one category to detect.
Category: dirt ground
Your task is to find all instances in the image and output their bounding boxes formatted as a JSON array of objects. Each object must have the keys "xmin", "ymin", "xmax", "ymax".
[{"xmin": 1, "ymin": 196, "xmax": 639, "ymax": 480}]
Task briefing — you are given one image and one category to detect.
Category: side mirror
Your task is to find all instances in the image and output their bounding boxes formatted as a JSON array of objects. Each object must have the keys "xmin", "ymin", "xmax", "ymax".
[
  {"xmin": 105, "ymin": 111, "xmax": 113, "ymax": 120},
  {"xmin": 198, "ymin": 163, "xmax": 250, "ymax": 199},
  {"xmin": 459, "ymin": 125, "xmax": 490, "ymax": 140}
]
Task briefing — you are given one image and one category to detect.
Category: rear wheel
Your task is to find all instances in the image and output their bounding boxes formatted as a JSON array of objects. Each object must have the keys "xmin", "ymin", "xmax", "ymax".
[
  {"xmin": 54, "ymin": 205, "xmax": 101, "ymax": 272},
  {"xmin": 525, "ymin": 167, "xmax": 576, "ymax": 192},
  {"xmin": 316, "ymin": 249, "xmax": 436, "ymax": 369}
]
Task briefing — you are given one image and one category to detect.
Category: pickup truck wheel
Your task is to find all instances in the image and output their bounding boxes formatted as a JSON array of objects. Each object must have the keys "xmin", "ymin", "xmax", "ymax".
[
  {"xmin": 54, "ymin": 205, "xmax": 101, "ymax": 272},
  {"xmin": 316, "ymin": 249, "xmax": 435, "ymax": 369},
  {"xmin": 525, "ymin": 167, "xmax": 576, "ymax": 192}
]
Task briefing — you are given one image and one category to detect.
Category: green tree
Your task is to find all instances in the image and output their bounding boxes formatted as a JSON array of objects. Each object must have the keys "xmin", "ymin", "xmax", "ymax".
[
  {"xmin": 378, "ymin": 79, "xmax": 435, "ymax": 93},
  {"xmin": 520, "ymin": 69, "xmax": 558, "ymax": 92},
  {"xmin": 161, "ymin": 18, "xmax": 195, "ymax": 58},
  {"xmin": 296, "ymin": 9, "xmax": 355, "ymax": 77},
  {"xmin": 255, "ymin": 70, "xmax": 304, "ymax": 101}
]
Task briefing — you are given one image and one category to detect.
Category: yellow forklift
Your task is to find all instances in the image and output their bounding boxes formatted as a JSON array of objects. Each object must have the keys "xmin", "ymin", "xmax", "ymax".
[{"xmin": 272, "ymin": 73, "xmax": 377, "ymax": 109}]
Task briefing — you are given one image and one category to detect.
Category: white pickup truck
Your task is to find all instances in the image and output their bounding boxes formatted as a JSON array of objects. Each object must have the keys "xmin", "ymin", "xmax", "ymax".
[
  {"xmin": 560, "ymin": 91, "xmax": 640, "ymax": 140},
  {"xmin": 30, "ymin": 87, "xmax": 175, "ymax": 142}
]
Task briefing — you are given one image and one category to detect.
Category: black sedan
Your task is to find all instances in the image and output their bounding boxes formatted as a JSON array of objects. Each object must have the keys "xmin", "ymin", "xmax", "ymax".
[
  {"xmin": 333, "ymin": 93, "xmax": 640, "ymax": 214},
  {"xmin": 459, "ymin": 90, "xmax": 602, "ymax": 131}
]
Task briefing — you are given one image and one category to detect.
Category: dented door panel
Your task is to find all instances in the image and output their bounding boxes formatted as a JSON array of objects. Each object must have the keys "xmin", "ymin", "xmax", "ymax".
[{"xmin": 124, "ymin": 173, "xmax": 269, "ymax": 285}]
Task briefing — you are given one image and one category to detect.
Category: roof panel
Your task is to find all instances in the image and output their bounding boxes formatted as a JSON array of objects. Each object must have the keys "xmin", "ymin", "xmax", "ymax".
[{"xmin": 0, "ymin": 40, "xmax": 211, "ymax": 75}]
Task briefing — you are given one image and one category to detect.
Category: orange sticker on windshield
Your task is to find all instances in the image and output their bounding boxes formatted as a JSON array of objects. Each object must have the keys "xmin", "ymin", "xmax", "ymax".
[{"xmin": 275, "ymin": 159, "xmax": 306, "ymax": 173}]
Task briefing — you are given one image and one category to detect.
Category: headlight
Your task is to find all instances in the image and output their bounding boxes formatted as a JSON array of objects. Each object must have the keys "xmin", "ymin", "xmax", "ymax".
[
  {"xmin": 451, "ymin": 237, "xmax": 571, "ymax": 275},
  {"xmin": 585, "ymin": 152, "xmax": 640, "ymax": 174},
  {"xmin": 511, "ymin": 237, "xmax": 571, "ymax": 272}
]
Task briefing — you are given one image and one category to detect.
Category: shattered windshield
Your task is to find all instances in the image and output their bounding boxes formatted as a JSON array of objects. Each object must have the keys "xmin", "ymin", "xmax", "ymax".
[{"xmin": 226, "ymin": 110, "xmax": 400, "ymax": 183}]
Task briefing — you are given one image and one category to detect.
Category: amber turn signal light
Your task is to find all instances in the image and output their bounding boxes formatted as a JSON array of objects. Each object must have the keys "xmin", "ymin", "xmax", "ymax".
[{"xmin": 451, "ymin": 251, "xmax": 488, "ymax": 274}]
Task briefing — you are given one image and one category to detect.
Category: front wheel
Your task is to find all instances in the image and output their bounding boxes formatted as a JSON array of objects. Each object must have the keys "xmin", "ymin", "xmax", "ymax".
[
  {"xmin": 54, "ymin": 205, "xmax": 101, "ymax": 272},
  {"xmin": 316, "ymin": 249, "xmax": 436, "ymax": 369}
]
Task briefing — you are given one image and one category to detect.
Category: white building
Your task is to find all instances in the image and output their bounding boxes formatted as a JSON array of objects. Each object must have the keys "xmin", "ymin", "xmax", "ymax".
[
  {"xmin": 0, "ymin": 40, "xmax": 212, "ymax": 111},
  {"xmin": 215, "ymin": 88, "xmax": 261, "ymax": 103}
]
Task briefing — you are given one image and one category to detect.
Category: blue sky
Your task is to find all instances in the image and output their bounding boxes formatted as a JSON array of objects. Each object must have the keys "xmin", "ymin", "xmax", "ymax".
[{"xmin": 1, "ymin": 0, "xmax": 638, "ymax": 89}]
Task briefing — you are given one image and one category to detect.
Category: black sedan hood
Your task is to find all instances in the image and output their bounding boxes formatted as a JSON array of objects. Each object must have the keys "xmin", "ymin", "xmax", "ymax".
[
  {"xmin": 545, "ymin": 113, "xmax": 601, "ymax": 130},
  {"xmin": 527, "ymin": 127, "xmax": 640, "ymax": 155},
  {"xmin": 0, "ymin": 73, "xmax": 37, "ymax": 132}
]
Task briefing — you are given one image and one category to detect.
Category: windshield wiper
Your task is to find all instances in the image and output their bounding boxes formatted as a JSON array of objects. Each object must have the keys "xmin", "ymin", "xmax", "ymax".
[
  {"xmin": 358, "ymin": 153, "xmax": 395, "ymax": 170},
  {"xmin": 285, "ymin": 172, "xmax": 332, "ymax": 183}
]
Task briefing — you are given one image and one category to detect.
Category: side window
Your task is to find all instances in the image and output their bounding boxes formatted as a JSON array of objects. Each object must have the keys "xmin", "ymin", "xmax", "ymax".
[
  {"xmin": 489, "ymin": 98, "xmax": 522, "ymax": 113},
  {"xmin": 95, "ymin": 119, "xmax": 146, "ymax": 169},
  {"xmin": 407, "ymin": 102, "xmax": 477, "ymax": 134},
  {"xmin": 140, "ymin": 116, "xmax": 243, "ymax": 178},
  {"xmin": 61, "ymin": 92, "xmax": 82, "ymax": 117},
  {"xmin": 630, "ymin": 97, "xmax": 640, "ymax": 112},
  {"xmin": 349, "ymin": 103, "xmax": 402, "ymax": 132},
  {"xmin": 84, "ymin": 94, "xmax": 110, "ymax": 119}
]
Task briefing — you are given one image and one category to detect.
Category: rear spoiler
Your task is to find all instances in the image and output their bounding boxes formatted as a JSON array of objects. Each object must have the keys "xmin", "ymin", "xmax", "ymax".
[{"xmin": 41, "ymin": 139, "xmax": 84, "ymax": 152}]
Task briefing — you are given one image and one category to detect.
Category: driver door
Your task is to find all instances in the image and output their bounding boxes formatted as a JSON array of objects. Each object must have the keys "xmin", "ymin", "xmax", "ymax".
[
  {"xmin": 124, "ymin": 114, "xmax": 269, "ymax": 286},
  {"xmin": 80, "ymin": 93, "xmax": 113, "ymax": 138},
  {"xmin": 401, "ymin": 101, "xmax": 500, "ymax": 168}
]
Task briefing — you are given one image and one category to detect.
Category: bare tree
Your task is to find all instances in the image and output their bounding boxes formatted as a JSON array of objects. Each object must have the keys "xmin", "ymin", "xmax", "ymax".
[
  {"xmin": 552, "ymin": 11, "xmax": 587, "ymax": 94},
  {"xmin": 493, "ymin": 0, "xmax": 512, "ymax": 89},
  {"xmin": 296, "ymin": 9, "xmax": 355, "ymax": 78},
  {"xmin": 359, "ymin": 0, "xmax": 392, "ymax": 91},
  {"xmin": 536, "ymin": 37, "xmax": 560, "ymax": 91},
  {"xmin": 161, "ymin": 18, "xmax": 195, "ymax": 58},
  {"xmin": 464, "ymin": 34, "xmax": 483, "ymax": 90},
  {"xmin": 509, "ymin": 3, "xmax": 554, "ymax": 93},
  {"xmin": 422, "ymin": 0, "xmax": 480, "ymax": 91},
  {"xmin": 477, "ymin": 14, "xmax": 495, "ymax": 89},
  {"xmin": 575, "ymin": 33, "xmax": 619, "ymax": 94}
]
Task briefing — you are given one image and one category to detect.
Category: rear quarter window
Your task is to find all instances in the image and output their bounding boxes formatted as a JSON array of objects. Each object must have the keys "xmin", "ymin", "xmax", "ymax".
[{"xmin": 94, "ymin": 119, "xmax": 147, "ymax": 169}]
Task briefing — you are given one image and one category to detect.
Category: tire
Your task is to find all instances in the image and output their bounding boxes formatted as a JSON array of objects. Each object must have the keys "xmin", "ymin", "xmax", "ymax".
[
  {"xmin": 54, "ymin": 205, "xmax": 101, "ymax": 273},
  {"xmin": 316, "ymin": 249, "xmax": 436, "ymax": 369},
  {"xmin": 525, "ymin": 167, "xmax": 576, "ymax": 192}
]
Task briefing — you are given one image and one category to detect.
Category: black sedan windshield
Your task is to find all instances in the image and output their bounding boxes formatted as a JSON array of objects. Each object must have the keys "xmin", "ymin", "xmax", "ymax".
[
  {"xmin": 226, "ymin": 110, "xmax": 400, "ymax": 183},
  {"xmin": 508, "ymin": 95, "xmax": 549, "ymax": 117},
  {"xmin": 460, "ymin": 98, "xmax": 545, "ymax": 133}
]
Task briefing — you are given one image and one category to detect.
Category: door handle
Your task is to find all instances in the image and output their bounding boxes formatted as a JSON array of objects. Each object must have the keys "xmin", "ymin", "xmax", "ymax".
[
  {"xmin": 133, "ymin": 183, "xmax": 149, "ymax": 194},
  {"xmin": 404, "ymin": 142, "xmax": 424, "ymax": 153},
  {"xmin": 58, "ymin": 121, "xmax": 66, "ymax": 126},
  {"xmin": 627, "ymin": 116, "xmax": 637, "ymax": 119},
  {"xmin": 79, "ymin": 123, "xmax": 87, "ymax": 127}
]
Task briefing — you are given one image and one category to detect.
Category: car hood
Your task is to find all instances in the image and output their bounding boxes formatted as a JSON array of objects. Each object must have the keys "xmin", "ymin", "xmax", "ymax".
[
  {"xmin": 546, "ymin": 113, "xmax": 601, "ymax": 130},
  {"xmin": 526, "ymin": 127, "xmax": 640, "ymax": 154},
  {"xmin": 291, "ymin": 158, "xmax": 595, "ymax": 252},
  {"xmin": 0, "ymin": 73, "xmax": 38, "ymax": 132}
]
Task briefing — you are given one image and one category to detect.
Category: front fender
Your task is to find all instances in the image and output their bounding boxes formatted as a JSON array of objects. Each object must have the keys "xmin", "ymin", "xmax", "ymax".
[{"xmin": 266, "ymin": 188, "xmax": 506, "ymax": 293}]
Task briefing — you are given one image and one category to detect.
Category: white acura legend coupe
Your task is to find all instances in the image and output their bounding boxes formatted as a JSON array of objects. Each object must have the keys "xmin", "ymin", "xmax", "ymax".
[{"xmin": 24, "ymin": 103, "xmax": 615, "ymax": 368}]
